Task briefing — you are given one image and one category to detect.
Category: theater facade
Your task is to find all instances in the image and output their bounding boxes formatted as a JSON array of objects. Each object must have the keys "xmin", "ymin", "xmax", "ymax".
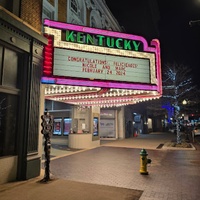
[{"xmin": 41, "ymin": 19, "xmax": 162, "ymax": 149}]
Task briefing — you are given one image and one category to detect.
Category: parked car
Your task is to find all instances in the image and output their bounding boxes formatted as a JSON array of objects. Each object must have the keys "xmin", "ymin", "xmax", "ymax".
[{"xmin": 192, "ymin": 124, "xmax": 200, "ymax": 136}]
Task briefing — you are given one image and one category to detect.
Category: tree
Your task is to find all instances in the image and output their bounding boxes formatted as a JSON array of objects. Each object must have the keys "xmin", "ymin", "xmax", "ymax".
[{"xmin": 162, "ymin": 62, "xmax": 199, "ymax": 144}]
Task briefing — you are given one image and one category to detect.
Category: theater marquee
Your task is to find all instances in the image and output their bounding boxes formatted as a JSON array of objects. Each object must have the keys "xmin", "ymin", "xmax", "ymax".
[{"xmin": 42, "ymin": 19, "xmax": 162, "ymax": 94}]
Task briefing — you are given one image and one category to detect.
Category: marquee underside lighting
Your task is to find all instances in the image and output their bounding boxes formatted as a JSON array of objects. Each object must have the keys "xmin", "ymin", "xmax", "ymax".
[{"xmin": 44, "ymin": 85, "xmax": 161, "ymax": 108}]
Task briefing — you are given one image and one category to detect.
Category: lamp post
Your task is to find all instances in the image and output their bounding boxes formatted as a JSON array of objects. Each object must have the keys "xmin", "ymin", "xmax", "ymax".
[
  {"xmin": 189, "ymin": 20, "xmax": 200, "ymax": 27},
  {"xmin": 182, "ymin": 100, "xmax": 187, "ymax": 118}
]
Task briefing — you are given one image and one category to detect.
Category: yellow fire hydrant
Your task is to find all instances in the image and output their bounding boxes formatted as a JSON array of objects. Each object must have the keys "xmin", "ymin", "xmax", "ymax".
[{"xmin": 139, "ymin": 148, "xmax": 151, "ymax": 175}]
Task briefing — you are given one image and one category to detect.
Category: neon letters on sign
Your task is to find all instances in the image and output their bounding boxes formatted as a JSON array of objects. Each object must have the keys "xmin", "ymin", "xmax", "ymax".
[
  {"xmin": 43, "ymin": 19, "xmax": 162, "ymax": 93},
  {"xmin": 64, "ymin": 30, "xmax": 142, "ymax": 51}
]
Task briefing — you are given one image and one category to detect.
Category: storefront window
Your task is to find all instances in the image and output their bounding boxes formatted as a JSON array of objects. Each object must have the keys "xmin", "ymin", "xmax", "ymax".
[
  {"xmin": 0, "ymin": 46, "xmax": 2, "ymax": 80},
  {"xmin": 0, "ymin": 45, "xmax": 20, "ymax": 157},
  {"xmin": 2, "ymin": 48, "xmax": 18, "ymax": 88},
  {"xmin": 0, "ymin": 93, "xmax": 18, "ymax": 156}
]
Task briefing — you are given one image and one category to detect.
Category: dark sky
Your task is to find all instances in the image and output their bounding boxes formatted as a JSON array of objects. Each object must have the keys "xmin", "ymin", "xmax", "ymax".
[{"xmin": 105, "ymin": 0, "xmax": 200, "ymax": 87}]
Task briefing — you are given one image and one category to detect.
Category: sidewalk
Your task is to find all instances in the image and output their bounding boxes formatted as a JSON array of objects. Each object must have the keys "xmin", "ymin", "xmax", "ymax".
[
  {"xmin": 49, "ymin": 131, "xmax": 194, "ymax": 159},
  {"xmin": 0, "ymin": 175, "xmax": 143, "ymax": 200},
  {"xmin": 1, "ymin": 131, "xmax": 200, "ymax": 200},
  {"xmin": 101, "ymin": 131, "xmax": 178, "ymax": 149},
  {"xmin": 100, "ymin": 131, "xmax": 196, "ymax": 150}
]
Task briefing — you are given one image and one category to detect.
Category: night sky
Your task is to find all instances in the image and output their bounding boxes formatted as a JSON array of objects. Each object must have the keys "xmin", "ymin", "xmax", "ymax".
[{"xmin": 105, "ymin": 0, "xmax": 200, "ymax": 87}]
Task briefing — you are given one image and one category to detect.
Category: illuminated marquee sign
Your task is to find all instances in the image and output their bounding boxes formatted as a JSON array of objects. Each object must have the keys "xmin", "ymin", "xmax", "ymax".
[
  {"xmin": 63, "ymin": 30, "xmax": 142, "ymax": 51},
  {"xmin": 54, "ymin": 48, "xmax": 150, "ymax": 83},
  {"xmin": 42, "ymin": 19, "xmax": 161, "ymax": 92}
]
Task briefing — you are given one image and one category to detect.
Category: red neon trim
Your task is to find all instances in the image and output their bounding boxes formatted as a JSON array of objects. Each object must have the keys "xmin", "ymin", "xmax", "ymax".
[{"xmin": 43, "ymin": 34, "xmax": 54, "ymax": 76}]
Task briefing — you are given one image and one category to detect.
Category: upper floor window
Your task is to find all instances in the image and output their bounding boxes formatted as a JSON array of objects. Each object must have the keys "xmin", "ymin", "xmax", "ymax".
[
  {"xmin": 91, "ymin": 16, "xmax": 96, "ymax": 28},
  {"xmin": 0, "ymin": 0, "xmax": 20, "ymax": 17},
  {"xmin": 43, "ymin": 7, "xmax": 54, "ymax": 19},
  {"xmin": 42, "ymin": 0, "xmax": 57, "ymax": 22},
  {"xmin": 71, "ymin": 0, "xmax": 78, "ymax": 14},
  {"xmin": 67, "ymin": 0, "xmax": 86, "ymax": 25}
]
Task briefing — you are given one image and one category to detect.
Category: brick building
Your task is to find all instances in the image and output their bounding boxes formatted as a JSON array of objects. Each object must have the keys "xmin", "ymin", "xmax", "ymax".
[
  {"xmin": 0, "ymin": 0, "xmax": 160, "ymax": 184},
  {"xmin": 0, "ymin": 1, "xmax": 47, "ymax": 184}
]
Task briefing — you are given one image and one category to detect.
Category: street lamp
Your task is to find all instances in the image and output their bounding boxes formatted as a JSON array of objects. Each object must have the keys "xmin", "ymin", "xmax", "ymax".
[
  {"xmin": 189, "ymin": 20, "xmax": 200, "ymax": 27},
  {"xmin": 182, "ymin": 99, "xmax": 187, "ymax": 105}
]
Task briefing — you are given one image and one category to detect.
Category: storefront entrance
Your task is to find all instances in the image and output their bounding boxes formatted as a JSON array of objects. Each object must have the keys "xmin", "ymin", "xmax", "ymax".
[{"xmin": 100, "ymin": 110, "xmax": 116, "ymax": 139}]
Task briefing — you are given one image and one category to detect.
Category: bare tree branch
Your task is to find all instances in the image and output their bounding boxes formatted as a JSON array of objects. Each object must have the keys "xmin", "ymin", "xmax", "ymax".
[{"xmin": 161, "ymin": 62, "xmax": 199, "ymax": 144}]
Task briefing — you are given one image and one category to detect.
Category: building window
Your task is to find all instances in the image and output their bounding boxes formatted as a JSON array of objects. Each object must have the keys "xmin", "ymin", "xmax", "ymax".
[
  {"xmin": 68, "ymin": 0, "xmax": 86, "ymax": 25},
  {"xmin": 0, "ymin": 45, "xmax": 21, "ymax": 157},
  {"xmin": 71, "ymin": 0, "xmax": 78, "ymax": 14},
  {"xmin": 43, "ymin": 7, "xmax": 54, "ymax": 20},
  {"xmin": 0, "ymin": 0, "xmax": 20, "ymax": 16},
  {"xmin": 2, "ymin": 48, "xmax": 18, "ymax": 88},
  {"xmin": 91, "ymin": 16, "xmax": 96, "ymax": 28},
  {"xmin": 0, "ymin": 45, "xmax": 3, "ymax": 82},
  {"xmin": 0, "ymin": 93, "xmax": 18, "ymax": 156},
  {"xmin": 42, "ymin": 0, "xmax": 57, "ymax": 22}
]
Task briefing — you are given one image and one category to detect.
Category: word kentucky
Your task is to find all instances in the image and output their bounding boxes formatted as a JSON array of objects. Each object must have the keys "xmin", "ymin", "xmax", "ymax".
[{"xmin": 64, "ymin": 30, "xmax": 141, "ymax": 51}]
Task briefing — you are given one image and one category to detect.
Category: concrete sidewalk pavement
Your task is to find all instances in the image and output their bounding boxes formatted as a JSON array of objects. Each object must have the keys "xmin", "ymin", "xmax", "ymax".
[
  {"xmin": 49, "ymin": 131, "xmax": 195, "ymax": 160},
  {"xmin": 100, "ymin": 131, "xmax": 196, "ymax": 150},
  {"xmin": 1, "ymin": 131, "xmax": 200, "ymax": 200},
  {"xmin": 0, "ymin": 174, "xmax": 143, "ymax": 200},
  {"xmin": 100, "ymin": 131, "xmax": 178, "ymax": 149}
]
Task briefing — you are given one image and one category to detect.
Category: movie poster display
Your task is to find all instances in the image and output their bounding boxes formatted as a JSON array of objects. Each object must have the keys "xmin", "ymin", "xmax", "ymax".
[
  {"xmin": 63, "ymin": 118, "xmax": 72, "ymax": 136},
  {"xmin": 53, "ymin": 118, "xmax": 62, "ymax": 135},
  {"xmin": 93, "ymin": 117, "xmax": 99, "ymax": 136}
]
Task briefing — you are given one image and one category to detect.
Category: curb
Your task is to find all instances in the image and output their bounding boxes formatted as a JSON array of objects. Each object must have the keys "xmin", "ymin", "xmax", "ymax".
[{"xmin": 162, "ymin": 142, "xmax": 196, "ymax": 150}]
